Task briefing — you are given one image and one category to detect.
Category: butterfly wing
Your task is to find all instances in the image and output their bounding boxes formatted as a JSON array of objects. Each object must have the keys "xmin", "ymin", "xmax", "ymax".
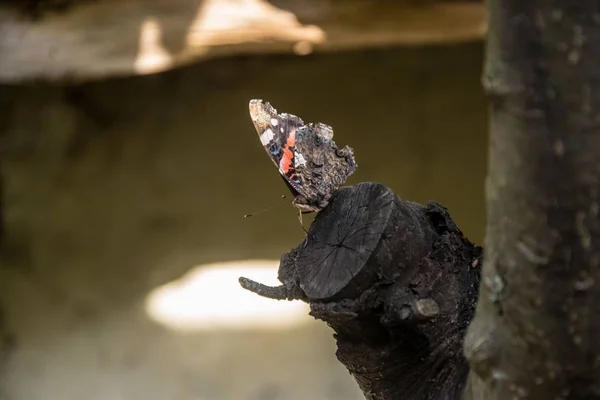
[
  {"xmin": 249, "ymin": 99, "xmax": 307, "ymax": 197},
  {"xmin": 249, "ymin": 99, "xmax": 357, "ymax": 212}
]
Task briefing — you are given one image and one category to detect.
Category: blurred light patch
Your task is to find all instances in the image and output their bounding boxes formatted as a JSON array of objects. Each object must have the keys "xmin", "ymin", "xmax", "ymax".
[
  {"xmin": 134, "ymin": 18, "xmax": 173, "ymax": 75},
  {"xmin": 146, "ymin": 260, "xmax": 310, "ymax": 331},
  {"xmin": 186, "ymin": 0, "xmax": 325, "ymax": 48},
  {"xmin": 293, "ymin": 40, "xmax": 314, "ymax": 56}
]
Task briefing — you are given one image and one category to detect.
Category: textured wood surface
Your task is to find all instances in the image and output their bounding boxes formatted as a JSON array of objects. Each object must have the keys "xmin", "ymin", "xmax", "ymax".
[
  {"xmin": 464, "ymin": 1, "xmax": 600, "ymax": 398},
  {"xmin": 241, "ymin": 183, "xmax": 482, "ymax": 400}
]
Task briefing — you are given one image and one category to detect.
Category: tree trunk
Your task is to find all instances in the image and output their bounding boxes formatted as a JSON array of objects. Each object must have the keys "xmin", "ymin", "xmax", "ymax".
[{"xmin": 464, "ymin": 1, "xmax": 600, "ymax": 399}]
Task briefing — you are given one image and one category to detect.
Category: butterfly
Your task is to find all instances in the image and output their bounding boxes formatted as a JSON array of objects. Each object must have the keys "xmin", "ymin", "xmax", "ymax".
[{"xmin": 249, "ymin": 99, "xmax": 357, "ymax": 223}]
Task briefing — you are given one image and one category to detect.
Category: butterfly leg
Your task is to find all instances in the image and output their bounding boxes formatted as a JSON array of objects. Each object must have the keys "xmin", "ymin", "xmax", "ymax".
[
  {"xmin": 298, "ymin": 210, "xmax": 309, "ymax": 235},
  {"xmin": 298, "ymin": 211, "xmax": 315, "ymax": 248}
]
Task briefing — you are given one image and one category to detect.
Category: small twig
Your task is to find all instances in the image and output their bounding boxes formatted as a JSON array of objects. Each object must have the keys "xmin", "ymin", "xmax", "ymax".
[{"xmin": 238, "ymin": 277, "xmax": 303, "ymax": 301}]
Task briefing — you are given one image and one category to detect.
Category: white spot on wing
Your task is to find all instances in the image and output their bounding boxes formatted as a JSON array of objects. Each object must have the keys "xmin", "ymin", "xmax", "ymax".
[
  {"xmin": 294, "ymin": 151, "xmax": 307, "ymax": 167},
  {"xmin": 260, "ymin": 128, "xmax": 275, "ymax": 145},
  {"xmin": 271, "ymin": 118, "xmax": 279, "ymax": 126}
]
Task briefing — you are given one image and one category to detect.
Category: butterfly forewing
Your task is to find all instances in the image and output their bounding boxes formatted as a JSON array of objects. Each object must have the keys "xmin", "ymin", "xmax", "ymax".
[{"xmin": 249, "ymin": 99, "xmax": 306, "ymax": 192}]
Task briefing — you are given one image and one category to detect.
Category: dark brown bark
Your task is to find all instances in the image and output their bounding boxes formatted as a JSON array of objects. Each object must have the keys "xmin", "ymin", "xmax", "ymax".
[
  {"xmin": 240, "ymin": 182, "xmax": 481, "ymax": 400},
  {"xmin": 464, "ymin": 1, "xmax": 600, "ymax": 399}
]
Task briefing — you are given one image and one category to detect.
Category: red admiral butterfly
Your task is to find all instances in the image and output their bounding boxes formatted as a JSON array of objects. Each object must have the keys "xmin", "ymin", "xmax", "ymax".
[{"xmin": 249, "ymin": 99, "xmax": 357, "ymax": 219}]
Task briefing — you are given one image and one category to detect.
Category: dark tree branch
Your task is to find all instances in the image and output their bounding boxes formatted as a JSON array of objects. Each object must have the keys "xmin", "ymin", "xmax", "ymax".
[
  {"xmin": 240, "ymin": 183, "xmax": 482, "ymax": 400},
  {"xmin": 464, "ymin": 1, "xmax": 600, "ymax": 399}
]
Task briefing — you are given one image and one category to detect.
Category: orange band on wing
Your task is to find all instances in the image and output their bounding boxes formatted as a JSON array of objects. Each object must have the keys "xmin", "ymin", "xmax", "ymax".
[{"xmin": 279, "ymin": 130, "xmax": 296, "ymax": 175}]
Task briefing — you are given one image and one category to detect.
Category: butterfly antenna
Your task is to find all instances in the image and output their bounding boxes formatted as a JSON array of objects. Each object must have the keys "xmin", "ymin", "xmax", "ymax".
[{"xmin": 244, "ymin": 195, "xmax": 290, "ymax": 218}]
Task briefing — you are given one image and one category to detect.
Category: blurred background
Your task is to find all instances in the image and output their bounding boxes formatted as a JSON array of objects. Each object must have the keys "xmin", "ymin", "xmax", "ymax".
[{"xmin": 0, "ymin": 0, "xmax": 486, "ymax": 399}]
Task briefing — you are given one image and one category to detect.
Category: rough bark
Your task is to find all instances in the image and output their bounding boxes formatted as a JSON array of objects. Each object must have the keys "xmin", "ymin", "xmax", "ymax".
[
  {"xmin": 464, "ymin": 1, "xmax": 600, "ymax": 399},
  {"xmin": 240, "ymin": 182, "xmax": 482, "ymax": 400}
]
